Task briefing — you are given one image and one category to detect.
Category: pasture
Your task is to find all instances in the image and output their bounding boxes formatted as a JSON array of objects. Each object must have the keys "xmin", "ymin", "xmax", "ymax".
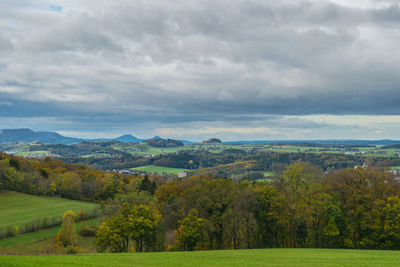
[
  {"xmin": 0, "ymin": 217, "xmax": 99, "ymax": 249},
  {"xmin": 1, "ymin": 248, "xmax": 400, "ymax": 266},
  {"xmin": 0, "ymin": 191, "xmax": 98, "ymax": 230},
  {"xmin": 132, "ymin": 165, "xmax": 188, "ymax": 174}
]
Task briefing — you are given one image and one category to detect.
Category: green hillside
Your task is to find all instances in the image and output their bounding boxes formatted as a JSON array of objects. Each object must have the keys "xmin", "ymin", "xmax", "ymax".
[
  {"xmin": 0, "ymin": 217, "xmax": 98, "ymax": 249},
  {"xmin": 0, "ymin": 191, "xmax": 98, "ymax": 230},
  {"xmin": 2, "ymin": 248, "xmax": 400, "ymax": 266}
]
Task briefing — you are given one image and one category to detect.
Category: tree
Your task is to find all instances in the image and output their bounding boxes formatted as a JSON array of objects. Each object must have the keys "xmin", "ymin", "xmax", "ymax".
[
  {"xmin": 123, "ymin": 203, "xmax": 161, "ymax": 252},
  {"xmin": 139, "ymin": 175, "xmax": 157, "ymax": 194},
  {"xmin": 55, "ymin": 210, "xmax": 78, "ymax": 248},
  {"xmin": 50, "ymin": 182, "xmax": 56, "ymax": 196},
  {"xmin": 305, "ymin": 183, "xmax": 339, "ymax": 247},
  {"xmin": 96, "ymin": 214, "xmax": 130, "ymax": 253},
  {"xmin": 96, "ymin": 203, "xmax": 161, "ymax": 253},
  {"xmin": 253, "ymin": 184, "xmax": 279, "ymax": 248},
  {"xmin": 383, "ymin": 196, "xmax": 400, "ymax": 249},
  {"xmin": 175, "ymin": 209, "xmax": 206, "ymax": 251}
]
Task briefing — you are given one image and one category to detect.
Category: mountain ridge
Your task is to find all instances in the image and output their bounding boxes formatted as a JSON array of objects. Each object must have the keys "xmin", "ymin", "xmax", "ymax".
[{"xmin": 1, "ymin": 128, "xmax": 400, "ymax": 146}]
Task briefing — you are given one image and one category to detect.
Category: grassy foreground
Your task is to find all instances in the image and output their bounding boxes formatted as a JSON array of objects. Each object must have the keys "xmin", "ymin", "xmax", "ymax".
[
  {"xmin": 2, "ymin": 249, "xmax": 400, "ymax": 266},
  {"xmin": 0, "ymin": 191, "xmax": 98, "ymax": 229}
]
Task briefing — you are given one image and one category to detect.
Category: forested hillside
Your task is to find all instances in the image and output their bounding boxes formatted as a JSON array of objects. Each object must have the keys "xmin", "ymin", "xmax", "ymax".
[{"xmin": 0, "ymin": 153, "xmax": 144, "ymax": 201}]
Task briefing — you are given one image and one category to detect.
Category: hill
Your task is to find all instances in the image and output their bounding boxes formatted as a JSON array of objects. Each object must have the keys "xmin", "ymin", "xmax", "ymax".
[
  {"xmin": 201, "ymin": 138, "xmax": 222, "ymax": 144},
  {"xmin": 145, "ymin": 138, "xmax": 184, "ymax": 148},
  {"xmin": 114, "ymin": 134, "xmax": 142, "ymax": 143},
  {"xmin": 0, "ymin": 128, "xmax": 191, "ymax": 145},
  {"xmin": 2, "ymin": 248, "xmax": 400, "ymax": 266},
  {"xmin": 0, "ymin": 129, "xmax": 81, "ymax": 145}
]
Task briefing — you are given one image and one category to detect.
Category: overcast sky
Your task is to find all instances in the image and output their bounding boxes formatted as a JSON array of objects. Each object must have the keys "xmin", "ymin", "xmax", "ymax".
[{"xmin": 1, "ymin": 0, "xmax": 400, "ymax": 141}]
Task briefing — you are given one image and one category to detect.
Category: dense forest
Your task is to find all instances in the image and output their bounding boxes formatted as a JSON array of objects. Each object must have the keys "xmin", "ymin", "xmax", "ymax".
[{"xmin": 96, "ymin": 163, "xmax": 400, "ymax": 252}]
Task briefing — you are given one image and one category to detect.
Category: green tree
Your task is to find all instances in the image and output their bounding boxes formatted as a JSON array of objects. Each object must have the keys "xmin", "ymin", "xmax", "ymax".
[
  {"xmin": 96, "ymin": 203, "xmax": 161, "ymax": 253},
  {"xmin": 139, "ymin": 175, "xmax": 157, "ymax": 194},
  {"xmin": 96, "ymin": 214, "xmax": 130, "ymax": 253},
  {"xmin": 175, "ymin": 209, "xmax": 206, "ymax": 251},
  {"xmin": 383, "ymin": 196, "xmax": 400, "ymax": 249},
  {"xmin": 123, "ymin": 203, "xmax": 161, "ymax": 252},
  {"xmin": 253, "ymin": 184, "xmax": 279, "ymax": 248}
]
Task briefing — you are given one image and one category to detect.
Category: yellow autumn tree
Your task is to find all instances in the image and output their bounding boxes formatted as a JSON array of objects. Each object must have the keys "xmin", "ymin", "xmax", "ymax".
[{"xmin": 55, "ymin": 210, "xmax": 78, "ymax": 249}]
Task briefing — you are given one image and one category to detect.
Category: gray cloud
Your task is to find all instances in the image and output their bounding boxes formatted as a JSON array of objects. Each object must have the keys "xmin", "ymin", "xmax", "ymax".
[{"xmin": 0, "ymin": 0, "xmax": 400, "ymax": 139}]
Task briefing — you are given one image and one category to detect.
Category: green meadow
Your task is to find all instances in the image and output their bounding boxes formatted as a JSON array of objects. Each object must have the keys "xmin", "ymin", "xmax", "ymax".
[
  {"xmin": 0, "ymin": 218, "xmax": 98, "ymax": 249},
  {"xmin": 132, "ymin": 165, "xmax": 188, "ymax": 174},
  {"xmin": 0, "ymin": 191, "xmax": 98, "ymax": 230},
  {"xmin": 2, "ymin": 248, "xmax": 400, "ymax": 266}
]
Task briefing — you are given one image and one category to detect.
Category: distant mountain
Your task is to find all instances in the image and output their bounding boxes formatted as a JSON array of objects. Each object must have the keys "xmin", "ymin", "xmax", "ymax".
[
  {"xmin": 0, "ymin": 129, "xmax": 82, "ymax": 145},
  {"xmin": 0, "ymin": 128, "xmax": 189, "ymax": 145},
  {"xmin": 114, "ymin": 134, "xmax": 142, "ymax": 143},
  {"xmin": 181, "ymin": 140, "xmax": 195, "ymax": 145}
]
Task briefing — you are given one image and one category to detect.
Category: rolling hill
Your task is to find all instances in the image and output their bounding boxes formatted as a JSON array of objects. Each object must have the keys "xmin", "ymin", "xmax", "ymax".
[{"xmin": 0, "ymin": 129, "xmax": 143, "ymax": 145}]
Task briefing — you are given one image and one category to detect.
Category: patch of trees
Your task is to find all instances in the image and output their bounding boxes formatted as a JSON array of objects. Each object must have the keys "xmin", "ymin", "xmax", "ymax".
[
  {"xmin": 145, "ymin": 139, "xmax": 184, "ymax": 148},
  {"xmin": 0, "ymin": 153, "xmax": 145, "ymax": 201},
  {"xmin": 201, "ymin": 138, "xmax": 222, "ymax": 144},
  {"xmin": 96, "ymin": 203, "xmax": 161, "ymax": 252},
  {"xmin": 382, "ymin": 144, "xmax": 400, "ymax": 149},
  {"xmin": 30, "ymin": 141, "xmax": 130, "ymax": 157},
  {"xmin": 96, "ymin": 163, "xmax": 400, "ymax": 252}
]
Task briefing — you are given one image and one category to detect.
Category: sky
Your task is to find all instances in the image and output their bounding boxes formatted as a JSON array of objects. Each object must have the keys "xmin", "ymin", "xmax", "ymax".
[{"xmin": 0, "ymin": 0, "xmax": 400, "ymax": 141}]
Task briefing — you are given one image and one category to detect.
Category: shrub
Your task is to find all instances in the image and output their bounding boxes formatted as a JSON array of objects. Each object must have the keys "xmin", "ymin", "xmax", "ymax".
[
  {"xmin": 66, "ymin": 246, "xmax": 79, "ymax": 254},
  {"xmin": 5, "ymin": 226, "xmax": 16, "ymax": 237},
  {"xmin": 79, "ymin": 225, "xmax": 97, "ymax": 237}
]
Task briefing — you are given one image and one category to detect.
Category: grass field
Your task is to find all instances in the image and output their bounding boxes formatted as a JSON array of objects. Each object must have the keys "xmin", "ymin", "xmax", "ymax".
[
  {"xmin": 80, "ymin": 153, "xmax": 111, "ymax": 158},
  {"xmin": 0, "ymin": 191, "xmax": 99, "ymax": 230},
  {"xmin": 263, "ymin": 172, "xmax": 274, "ymax": 177},
  {"xmin": 13, "ymin": 151, "xmax": 49, "ymax": 156},
  {"xmin": 1, "ymin": 248, "xmax": 400, "ymax": 266},
  {"xmin": 0, "ymin": 233, "xmax": 97, "ymax": 255},
  {"xmin": 0, "ymin": 218, "xmax": 99, "ymax": 249},
  {"xmin": 132, "ymin": 165, "xmax": 188, "ymax": 174}
]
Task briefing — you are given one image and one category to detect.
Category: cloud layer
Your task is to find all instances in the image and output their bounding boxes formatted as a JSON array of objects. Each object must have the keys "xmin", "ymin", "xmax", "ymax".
[{"xmin": 0, "ymin": 0, "xmax": 399, "ymax": 140}]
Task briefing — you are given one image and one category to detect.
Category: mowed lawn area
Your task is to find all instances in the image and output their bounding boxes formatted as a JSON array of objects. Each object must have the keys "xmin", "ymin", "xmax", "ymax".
[
  {"xmin": 2, "ymin": 248, "xmax": 400, "ymax": 266},
  {"xmin": 132, "ymin": 165, "xmax": 188, "ymax": 174},
  {"xmin": 0, "ymin": 191, "xmax": 98, "ymax": 229}
]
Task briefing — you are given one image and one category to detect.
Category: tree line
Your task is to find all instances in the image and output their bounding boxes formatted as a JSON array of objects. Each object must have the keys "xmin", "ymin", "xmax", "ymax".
[
  {"xmin": 96, "ymin": 162, "xmax": 400, "ymax": 252},
  {"xmin": 62, "ymin": 149, "xmax": 400, "ymax": 174},
  {"xmin": 0, "ymin": 153, "xmax": 147, "ymax": 201}
]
